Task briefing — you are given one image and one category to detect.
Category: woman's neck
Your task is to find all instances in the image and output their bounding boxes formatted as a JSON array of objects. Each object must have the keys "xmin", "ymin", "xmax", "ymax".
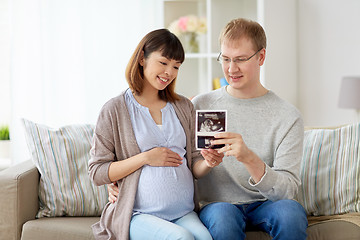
[
  {"xmin": 132, "ymin": 88, "xmax": 167, "ymax": 125},
  {"xmin": 133, "ymin": 88, "xmax": 166, "ymax": 109}
]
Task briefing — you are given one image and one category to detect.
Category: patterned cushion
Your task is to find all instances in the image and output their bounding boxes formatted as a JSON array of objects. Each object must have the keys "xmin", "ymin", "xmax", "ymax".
[
  {"xmin": 22, "ymin": 119, "xmax": 108, "ymax": 218},
  {"xmin": 297, "ymin": 123, "xmax": 360, "ymax": 216}
]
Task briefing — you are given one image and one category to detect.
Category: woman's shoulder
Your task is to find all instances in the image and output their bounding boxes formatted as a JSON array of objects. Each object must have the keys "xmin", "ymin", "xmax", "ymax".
[
  {"xmin": 95, "ymin": 91, "xmax": 130, "ymax": 130},
  {"xmin": 174, "ymin": 94, "xmax": 193, "ymax": 106},
  {"xmin": 171, "ymin": 94, "xmax": 195, "ymax": 116},
  {"xmin": 101, "ymin": 91, "xmax": 127, "ymax": 112}
]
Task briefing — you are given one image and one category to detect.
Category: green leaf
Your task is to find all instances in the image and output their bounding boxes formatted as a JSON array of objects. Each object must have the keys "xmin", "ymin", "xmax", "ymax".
[{"xmin": 0, "ymin": 125, "xmax": 10, "ymax": 140}]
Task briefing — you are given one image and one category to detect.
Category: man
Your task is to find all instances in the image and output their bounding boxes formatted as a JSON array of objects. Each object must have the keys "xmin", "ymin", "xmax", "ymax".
[
  {"xmin": 191, "ymin": 18, "xmax": 307, "ymax": 240},
  {"xmin": 108, "ymin": 18, "xmax": 308, "ymax": 240}
]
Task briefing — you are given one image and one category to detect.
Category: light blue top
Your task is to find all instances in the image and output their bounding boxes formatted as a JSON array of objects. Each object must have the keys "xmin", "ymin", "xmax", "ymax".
[{"xmin": 124, "ymin": 89, "xmax": 194, "ymax": 221}]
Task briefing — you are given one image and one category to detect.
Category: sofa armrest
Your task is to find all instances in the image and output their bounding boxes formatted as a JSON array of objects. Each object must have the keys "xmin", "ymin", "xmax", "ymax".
[{"xmin": 0, "ymin": 160, "xmax": 39, "ymax": 240}]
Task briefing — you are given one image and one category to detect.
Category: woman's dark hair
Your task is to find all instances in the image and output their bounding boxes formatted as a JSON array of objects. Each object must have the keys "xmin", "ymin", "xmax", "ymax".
[{"xmin": 125, "ymin": 29, "xmax": 185, "ymax": 102}]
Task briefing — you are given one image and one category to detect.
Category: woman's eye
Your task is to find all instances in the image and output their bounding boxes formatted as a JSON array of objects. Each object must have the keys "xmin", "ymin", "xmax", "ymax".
[
  {"xmin": 160, "ymin": 61, "xmax": 167, "ymax": 65},
  {"xmin": 174, "ymin": 66, "xmax": 179, "ymax": 70}
]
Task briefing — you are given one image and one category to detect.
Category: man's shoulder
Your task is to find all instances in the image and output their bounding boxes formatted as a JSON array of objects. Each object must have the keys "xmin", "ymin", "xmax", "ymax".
[
  {"xmin": 192, "ymin": 89, "xmax": 221, "ymax": 101},
  {"xmin": 264, "ymin": 92, "xmax": 303, "ymax": 128},
  {"xmin": 192, "ymin": 88, "xmax": 224, "ymax": 109},
  {"xmin": 267, "ymin": 91, "xmax": 301, "ymax": 116}
]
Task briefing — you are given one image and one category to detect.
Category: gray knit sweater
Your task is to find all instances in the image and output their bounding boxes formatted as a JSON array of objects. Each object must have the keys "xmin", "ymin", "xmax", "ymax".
[
  {"xmin": 88, "ymin": 90, "xmax": 202, "ymax": 240},
  {"xmin": 191, "ymin": 87, "xmax": 304, "ymax": 206}
]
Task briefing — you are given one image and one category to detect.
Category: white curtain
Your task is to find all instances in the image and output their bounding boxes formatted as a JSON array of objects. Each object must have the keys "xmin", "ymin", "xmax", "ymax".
[{"xmin": 10, "ymin": 0, "xmax": 159, "ymax": 164}]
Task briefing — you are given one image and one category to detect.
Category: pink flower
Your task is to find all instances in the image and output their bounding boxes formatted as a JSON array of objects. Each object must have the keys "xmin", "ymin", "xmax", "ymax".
[
  {"xmin": 168, "ymin": 15, "xmax": 207, "ymax": 37},
  {"xmin": 178, "ymin": 16, "xmax": 188, "ymax": 32}
]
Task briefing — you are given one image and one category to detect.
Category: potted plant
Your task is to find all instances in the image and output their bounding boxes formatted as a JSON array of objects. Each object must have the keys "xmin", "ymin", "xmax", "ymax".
[{"xmin": 0, "ymin": 125, "xmax": 10, "ymax": 159}]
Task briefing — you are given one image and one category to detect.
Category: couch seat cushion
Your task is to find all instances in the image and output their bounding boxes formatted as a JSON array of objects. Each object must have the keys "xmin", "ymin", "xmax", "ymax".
[
  {"xmin": 21, "ymin": 217, "xmax": 99, "ymax": 240},
  {"xmin": 19, "ymin": 215, "xmax": 360, "ymax": 240},
  {"xmin": 244, "ymin": 215, "xmax": 360, "ymax": 240},
  {"xmin": 307, "ymin": 215, "xmax": 360, "ymax": 240}
]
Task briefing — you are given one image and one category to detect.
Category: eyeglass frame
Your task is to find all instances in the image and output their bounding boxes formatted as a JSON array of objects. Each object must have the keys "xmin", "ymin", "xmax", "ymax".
[{"xmin": 216, "ymin": 48, "xmax": 263, "ymax": 65}]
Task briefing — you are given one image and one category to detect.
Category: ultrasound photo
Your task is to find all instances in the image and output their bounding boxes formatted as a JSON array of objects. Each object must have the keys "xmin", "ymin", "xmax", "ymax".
[{"xmin": 196, "ymin": 110, "xmax": 227, "ymax": 149}]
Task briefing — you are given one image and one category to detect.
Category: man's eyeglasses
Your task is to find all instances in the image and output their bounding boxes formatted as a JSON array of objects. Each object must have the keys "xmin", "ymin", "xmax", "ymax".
[{"xmin": 216, "ymin": 48, "xmax": 262, "ymax": 65}]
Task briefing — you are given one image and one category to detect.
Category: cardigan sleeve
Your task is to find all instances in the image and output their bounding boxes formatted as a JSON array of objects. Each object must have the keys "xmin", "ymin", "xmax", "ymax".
[
  {"xmin": 173, "ymin": 96, "xmax": 203, "ymax": 170},
  {"xmin": 188, "ymin": 99, "xmax": 203, "ymax": 167},
  {"xmin": 88, "ymin": 102, "xmax": 117, "ymax": 186}
]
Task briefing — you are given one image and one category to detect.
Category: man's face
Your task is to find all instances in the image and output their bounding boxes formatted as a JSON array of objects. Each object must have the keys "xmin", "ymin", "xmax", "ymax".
[{"xmin": 220, "ymin": 38, "xmax": 265, "ymax": 94}]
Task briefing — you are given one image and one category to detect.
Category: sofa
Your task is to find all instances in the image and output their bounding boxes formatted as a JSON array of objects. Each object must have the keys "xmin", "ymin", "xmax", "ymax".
[{"xmin": 1, "ymin": 121, "xmax": 360, "ymax": 240}]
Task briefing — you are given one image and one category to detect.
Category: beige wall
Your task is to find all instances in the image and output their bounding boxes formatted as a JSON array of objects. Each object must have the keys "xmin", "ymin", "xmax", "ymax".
[
  {"xmin": 298, "ymin": 0, "xmax": 360, "ymax": 126},
  {"xmin": 260, "ymin": 0, "xmax": 360, "ymax": 127},
  {"xmin": 0, "ymin": 0, "xmax": 11, "ymax": 126},
  {"xmin": 261, "ymin": 0, "xmax": 298, "ymax": 108}
]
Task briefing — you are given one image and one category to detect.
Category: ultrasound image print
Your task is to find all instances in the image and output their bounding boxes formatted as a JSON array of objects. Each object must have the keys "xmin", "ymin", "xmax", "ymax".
[
  {"xmin": 197, "ymin": 135, "xmax": 225, "ymax": 149},
  {"xmin": 196, "ymin": 110, "xmax": 227, "ymax": 150},
  {"xmin": 197, "ymin": 111, "xmax": 226, "ymax": 133}
]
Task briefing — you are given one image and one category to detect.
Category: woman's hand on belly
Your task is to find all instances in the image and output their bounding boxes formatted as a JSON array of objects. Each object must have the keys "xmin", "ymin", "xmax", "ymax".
[{"xmin": 145, "ymin": 147, "xmax": 183, "ymax": 167}]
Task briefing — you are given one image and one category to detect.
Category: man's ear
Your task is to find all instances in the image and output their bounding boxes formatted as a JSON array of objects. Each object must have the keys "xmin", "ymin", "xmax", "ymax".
[
  {"xmin": 139, "ymin": 51, "xmax": 145, "ymax": 66},
  {"xmin": 258, "ymin": 48, "xmax": 266, "ymax": 66}
]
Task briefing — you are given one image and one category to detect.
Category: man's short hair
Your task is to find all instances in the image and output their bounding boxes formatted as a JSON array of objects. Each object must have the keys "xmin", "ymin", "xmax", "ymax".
[{"xmin": 219, "ymin": 18, "xmax": 267, "ymax": 51}]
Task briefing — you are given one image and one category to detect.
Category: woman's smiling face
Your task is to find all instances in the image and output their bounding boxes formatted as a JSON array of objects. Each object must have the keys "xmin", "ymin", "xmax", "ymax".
[{"xmin": 141, "ymin": 51, "xmax": 182, "ymax": 91}]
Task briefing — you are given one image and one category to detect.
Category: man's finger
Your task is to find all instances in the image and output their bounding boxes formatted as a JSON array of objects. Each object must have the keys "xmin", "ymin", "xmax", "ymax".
[{"xmin": 211, "ymin": 138, "xmax": 232, "ymax": 146}]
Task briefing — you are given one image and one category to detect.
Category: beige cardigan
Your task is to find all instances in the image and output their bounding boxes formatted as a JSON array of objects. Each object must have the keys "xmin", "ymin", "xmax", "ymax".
[{"xmin": 88, "ymin": 91, "xmax": 203, "ymax": 240}]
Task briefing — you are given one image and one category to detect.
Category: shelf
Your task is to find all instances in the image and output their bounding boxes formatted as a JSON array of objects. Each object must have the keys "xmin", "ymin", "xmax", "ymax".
[
  {"xmin": 158, "ymin": 0, "xmax": 299, "ymax": 106},
  {"xmin": 185, "ymin": 53, "xmax": 218, "ymax": 59},
  {"xmin": 160, "ymin": 0, "xmax": 259, "ymax": 97}
]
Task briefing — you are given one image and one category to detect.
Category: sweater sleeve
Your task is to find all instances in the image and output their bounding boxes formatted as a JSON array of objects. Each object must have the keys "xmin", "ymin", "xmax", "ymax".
[{"xmin": 249, "ymin": 116, "xmax": 304, "ymax": 201}]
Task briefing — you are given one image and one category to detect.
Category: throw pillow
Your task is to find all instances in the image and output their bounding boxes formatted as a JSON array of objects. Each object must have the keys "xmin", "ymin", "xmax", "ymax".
[
  {"xmin": 297, "ymin": 123, "xmax": 360, "ymax": 216},
  {"xmin": 22, "ymin": 118, "xmax": 108, "ymax": 218}
]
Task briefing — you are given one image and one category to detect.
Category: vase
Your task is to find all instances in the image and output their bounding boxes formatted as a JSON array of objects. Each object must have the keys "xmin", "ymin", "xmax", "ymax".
[
  {"xmin": 183, "ymin": 32, "xmax": 199, "ymax": 53},
  {"xmin": 0, "ymin": 140, "xmax": 10, "ymax": 159}
]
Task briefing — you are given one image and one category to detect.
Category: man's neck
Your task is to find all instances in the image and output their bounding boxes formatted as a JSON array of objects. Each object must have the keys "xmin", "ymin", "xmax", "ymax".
[{"xmin": 226, "ymin": 85, "xmax": 268, "ymax": 99}]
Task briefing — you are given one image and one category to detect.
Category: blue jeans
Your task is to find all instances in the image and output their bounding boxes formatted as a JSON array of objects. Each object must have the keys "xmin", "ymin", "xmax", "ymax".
[
  {"xmin": 199, "ymin": 200, "xmax": 307, "ymax": 240},
  {"xmin": 129, "ymin": 211, "xmax": 212, "ymax": 240}
]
